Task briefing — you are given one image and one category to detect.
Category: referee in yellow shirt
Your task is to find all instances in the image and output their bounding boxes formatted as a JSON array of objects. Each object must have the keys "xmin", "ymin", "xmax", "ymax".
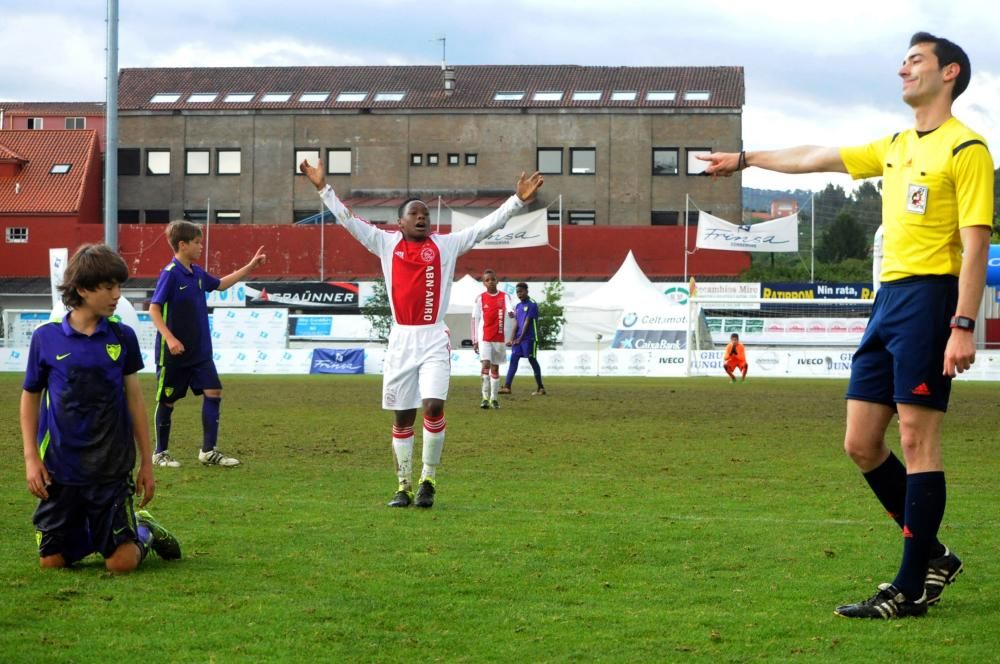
[{"xmin": 700, "ymin": 31, "xmax": 993, "ymax": 620}]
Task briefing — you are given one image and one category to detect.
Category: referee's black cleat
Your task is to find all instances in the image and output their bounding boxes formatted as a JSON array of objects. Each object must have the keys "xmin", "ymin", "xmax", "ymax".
[
  {"xmin": 414, "ymin": 479, "xmax": 436, "ymax": 508},
  {"xmin": 387, "ymin": 489, "xmax": 413, "ymax": 508},
  {"xmin": 835, "ymin": 583, "xmax": 928, "ymax": 619},
  {"xmin": 926, "ymin": 548, "xmax": 963, "ymax": 605}
]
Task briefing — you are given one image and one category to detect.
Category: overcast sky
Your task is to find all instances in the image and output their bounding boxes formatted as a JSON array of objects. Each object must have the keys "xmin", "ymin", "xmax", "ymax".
[{"xmin": 3, "ymin": 0, "xmax": 997, "ymax": 192}]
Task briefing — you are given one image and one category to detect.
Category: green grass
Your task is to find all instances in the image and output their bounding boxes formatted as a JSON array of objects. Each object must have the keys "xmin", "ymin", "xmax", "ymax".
[{"xmin": 1, "ymin": 374, "xmax": 998, "ymax": 662}]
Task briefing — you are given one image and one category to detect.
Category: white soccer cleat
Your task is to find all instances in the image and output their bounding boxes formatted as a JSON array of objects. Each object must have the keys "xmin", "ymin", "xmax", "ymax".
[
  {"xmin": 152, "ymin": 451, "xmax": 181, "ymax": 468},
  {"xmin": 198, "ymin": 448, "xmax": 241, "ymax": 467}
]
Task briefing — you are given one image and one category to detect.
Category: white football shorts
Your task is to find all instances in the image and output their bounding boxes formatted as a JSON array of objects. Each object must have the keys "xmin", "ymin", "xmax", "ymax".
[
  {"xmin": 478, "ymin": 341, "xmax": 507, "ymax": 365},
  {"xmin": 382, "ymin": 323, "xmax": 452, "ymax": 410}
]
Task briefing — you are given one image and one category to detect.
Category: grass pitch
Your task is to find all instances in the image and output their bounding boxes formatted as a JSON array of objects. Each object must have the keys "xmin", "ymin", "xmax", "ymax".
[{"xmin": 1, "ymin": 374, "xmax": 998, "ymax": 662}]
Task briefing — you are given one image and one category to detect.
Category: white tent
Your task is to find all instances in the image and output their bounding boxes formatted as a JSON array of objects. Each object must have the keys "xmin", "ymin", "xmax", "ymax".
[
  {"xmin": 562, "ymin": 251, "xmax": 676, "ymax": 350},
  {"xmin": 445, "ymin": 274, "xmax": 484, "ymax": 346}
]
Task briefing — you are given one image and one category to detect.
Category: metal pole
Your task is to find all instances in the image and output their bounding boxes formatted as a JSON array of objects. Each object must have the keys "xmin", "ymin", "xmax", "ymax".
[
  {"xmin": 205, "ymin": 197, "xmax": 211, "ymax": 270},
  {"xmin": 320, "ymin": 197, "xmax": 325, "ymax": 280},
  {"xmin": 810, "ymin": 192, "xmax": 815, "ymax": 283},
  {"xmin": 558, "ymin": 194, "xmax": 563, "ymax": 283},
  {"xmin": 683, "ymin": 194, "xmax": 689, "ymax": 283},
  {"xmin": 436, "ymin": 195, "xmax": 442, "ymax": 233},
  {"xmin": 103, "ymin": 0, "xmax": 119, "ymax": 248}
]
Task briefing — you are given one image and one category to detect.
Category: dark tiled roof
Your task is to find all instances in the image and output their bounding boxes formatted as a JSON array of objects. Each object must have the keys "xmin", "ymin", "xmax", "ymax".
[
  {"xmin": 0, "ymin": 130, "xmax": 98, "ymax": 214},
  {"xmin": 118, "ymin": 65, "xmax": 744, "ymax": 111},
  {"xmin": 0, "ymin": 102, "xmax": 106, "ymax": 115}
]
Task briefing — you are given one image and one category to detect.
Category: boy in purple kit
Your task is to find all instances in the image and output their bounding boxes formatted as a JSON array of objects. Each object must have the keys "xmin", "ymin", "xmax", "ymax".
[
  {"xmin": 500, "ymin": 282, "xmax": 546, "ymax": 396},
  {"xmin": 21, "ymin": 243, "xmax": 180, "ymax": 572},
  {"xmin": 149, "ymin": 221, "xmax": 266, "ymax": 468}
]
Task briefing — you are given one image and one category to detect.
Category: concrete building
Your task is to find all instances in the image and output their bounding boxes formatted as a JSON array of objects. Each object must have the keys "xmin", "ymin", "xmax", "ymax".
[{"xmin": 115, "ymin": 65, "xmax": 744, "ymax": 227}]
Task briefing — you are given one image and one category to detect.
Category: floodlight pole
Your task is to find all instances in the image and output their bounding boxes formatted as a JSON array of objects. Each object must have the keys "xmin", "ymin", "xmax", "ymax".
[
  {"xmin": 558, "ymin": 194, "xmax": 563, "ymax": 283},
  {"xmin": 683, "ymin": 194, "xmax": 689, "ymax": 283},
  {"xmin": 103, "ymin": 0, "xmax": 119, "ymax": 248},
  {"xmin": 810, "ymin": 192, "xmax": 815, "ymax": 283}
]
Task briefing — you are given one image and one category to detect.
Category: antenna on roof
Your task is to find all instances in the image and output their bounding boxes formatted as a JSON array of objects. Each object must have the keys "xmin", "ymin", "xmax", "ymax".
[{"xmin": 434, "ymin": 35, "xmax": 447, "ymax": 69}]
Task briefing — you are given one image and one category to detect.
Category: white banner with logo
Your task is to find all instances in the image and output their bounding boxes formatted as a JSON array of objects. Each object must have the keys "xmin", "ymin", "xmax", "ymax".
[
  {"xmin": 254, "ymin": 349, "xmax": 314, "ymax": 374},
  {"xmin": 210, "ymin": 308, "xmax": 288, "ymax": 349},
  {"xmin": 696, "ymin": 212, "xmax": 799, "ymax": 253},
  {"xmin": 206, "ymin": 282, "xmax": 247, "ymax": 307},
  {"xmin": 450, "ymin": 208, "xmax": 549, "ymax": 249},
  {"xmin": 612, "ymin": 309, "xmax": 689, "ymax": 350}
]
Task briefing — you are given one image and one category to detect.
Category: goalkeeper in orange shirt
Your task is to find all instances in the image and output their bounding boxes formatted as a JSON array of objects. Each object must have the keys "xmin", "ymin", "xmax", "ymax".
[{"xmin": 724, "ymin": 333, "xmax": 748, "ymax": 383}]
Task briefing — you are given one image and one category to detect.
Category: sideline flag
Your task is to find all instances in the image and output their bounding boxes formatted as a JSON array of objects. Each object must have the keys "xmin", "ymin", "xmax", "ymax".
[
  {"xmin": 451, "ymin": 209, "xmax": 548, "ymax": 249},
  {"xmin": 696, "ymin": 212, "xmax": 799, "ymax": 253}
]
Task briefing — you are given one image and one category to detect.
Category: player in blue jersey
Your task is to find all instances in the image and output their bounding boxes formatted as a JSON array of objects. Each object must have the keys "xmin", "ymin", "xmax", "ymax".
[
  {"xmin": 20, "ymin": 243, "xmax": 180, "ymax": 572},
  {"xmin": 149, "ymin": 221, "xmax": 266, "ymax": 468},
  {"xmin": 500, "ymin": 282, "xmax": 546, "ymax": 395}
]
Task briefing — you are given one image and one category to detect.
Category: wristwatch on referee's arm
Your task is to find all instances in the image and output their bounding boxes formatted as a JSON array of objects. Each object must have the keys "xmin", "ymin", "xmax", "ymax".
[{"xmin": 949, "ymin": 315, "xmax": 976, "ymax": 332}]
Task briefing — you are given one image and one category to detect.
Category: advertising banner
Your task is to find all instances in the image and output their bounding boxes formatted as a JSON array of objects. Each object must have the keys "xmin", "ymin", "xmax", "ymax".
[
  {"xmin": 451, "ymin": 208, "xmax": 549, "ymax": 249},
  {"xmin": 0, "ymin": 347, "xmax": 28, "ymax": 372},
  {"xmin": 612, "ymin": 309, "xmax": 689, "ymax": 350},
  {"xmin": 207, "ymin": 282, "xmax": 246, "ymax": 307},
  {"xmin": 212, "ymin": 349, "xmax": 256, "ymax": 374},
  {"xmin": 310, "ymin": 348, "xmax": 365, "ymax": 374},
  {"xmin": 761, "ymin": 282, "xmax": 875, "ymax": 300},
  {"xmin": 256, "ymin": 349, "xmax": 314, "ymax": 375},
  {"xmin": 244, "ymin": 282, "xmax": 360, "ymax": 310},
  {"xmin": 210, "ymin": 308, "xmax": 288, "ymax": 349},
  {"xmin": 696, "ymin": 212, "xmax": 799, "ymax": 252},
  {"xmin": 646, "ymin": 350, "xmax": 687, "ymax": 377}
]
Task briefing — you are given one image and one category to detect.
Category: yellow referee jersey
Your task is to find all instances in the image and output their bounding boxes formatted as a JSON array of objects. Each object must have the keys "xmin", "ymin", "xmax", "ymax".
[{"xmin": 840, "ymin": 116, "xmax": 994, "ymax": 282}]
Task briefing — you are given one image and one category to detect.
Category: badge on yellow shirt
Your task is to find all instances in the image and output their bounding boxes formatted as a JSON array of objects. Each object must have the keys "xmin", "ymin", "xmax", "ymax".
[{"xmin": 907, "ymin": 184, "xmax": 928, "ymax": 214}]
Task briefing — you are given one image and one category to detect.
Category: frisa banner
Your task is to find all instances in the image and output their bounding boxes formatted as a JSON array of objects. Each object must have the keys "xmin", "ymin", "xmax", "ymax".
[
  {"xmin": 696, "ymin": 212, "xmax": 799, "ymax": 252},
  {"xmin": 310, "ymin": 348, "xmax": 365, "ymax": 375},
  {"xmin": 450, "ymin": 208, "xmax": 549, "ymax": 249}
]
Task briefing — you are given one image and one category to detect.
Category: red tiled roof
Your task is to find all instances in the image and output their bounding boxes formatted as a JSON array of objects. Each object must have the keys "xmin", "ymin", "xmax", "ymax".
[
  {"xmin": 118, "ymin": 65, "xmax": 744, "ymax": 111},
  {"xmin": 0, "ymin": 130, "xmax": 98, "ymax": 214},
  {"xmin": 0, "ymin": 102, "xmax": 105, "ymax": 115},
  {"xmin": 0, "ymin": 144, "xmax": 27, "ymax": 161}
]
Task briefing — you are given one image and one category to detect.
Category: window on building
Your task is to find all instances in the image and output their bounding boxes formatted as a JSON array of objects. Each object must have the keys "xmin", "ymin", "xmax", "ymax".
[
  {"xmin": 572, "ymin": 91, "xmax": 602, "ymax": 101},
  {"xmin": 652, "ymin": 148, "xmax": 679, "ymax": 175},
  {"xmin": 537, "ymin": 148, "xmax": 563, "ymax": 174},
  {"xmin": 118, "ymin": 148, "xmax": 140, "ymax": 175},
  {"xmin": 149, "ymin": 93, "xmax": 181, "ymax": 103},
  {"xmin": 299, "ymin": 92, "xmax": 329, "ymax": 102},
  {"xmin": 6, "ymin": 227, "xmax": 28, "ymax": 243},
  {"xmin": 50, "ymin": 164, "xmax": 71, "ymax": 174},
  {"xmin": 217, "ymin": 149, "xmax": 241, "ymax": 175},
  {"xmin": 118, "ymin": 209, "xmax": 140, "ymax": 223},
  {"xmin": 146, "ymin": 149, "xmax": 170, "ymax": 176},
  {"xmin": 465, "ymin": 153, "xmax": 478, "ymax": 166},
  {"xmin": 547, "ymin": 209, "xmax": 561, "ymax": 224},
  {"xmin": 185, "ymin": 149, "xmax": 210, "ymax": 175},
  {"xmin": 335, "ymin": 92, "xmax": 367, "ymax": 102},
  {"xmin": 410, "ymin": 153, "xmax": 423, "ymax": 166},
  {"xmin": 687, "ymin": 148, "xmax": 712, "ymax": 175},
  {"xmin": 493, "ymin": 91, "xmax": 524, "ymax": 101},
  {"xmin": 447, "ymin": 153, "xmax": 460, "ymax": 166},
  {"xmin": 374, "ymin": 92, "xmax": 405, "ymax": 102},
  {"xmin": 646, "ymin": 91, "xmax": 677, "ymax": 101},
  {"xmin": 650, "ymin": 211, "xmax": 680, "ymax": 226},
  {"xmin": 184, "ymin": 210, "xmax": 208, "ymax": 223},
  {"xmin": 187, "ymin": 93, "xmax": 217, "ymax": 103},
  {"xmin": 684, "ymin": 91, "xmax": 711, "ymax": 101},
  {"xmin": 427, "ymin": 153, "xmax": 439, "ymax": 166},
  {"xmin": 65, "ymin": 117, "xmax": 86, "ymax": 129},
  {"xmin": 223, "ymin": 93, "xmax": 254, "ymax": 103},
  {"xmin": 145, "ymin": 209, "xmax": 170, "ymax": 224},
  {"xmin": 568, "ymin": 210, "xmax": 596, "ymax": 225},
  {"xmin": 687, "ymin": 211, "xmax": 701, "ymax": 226},
  {"xmin": 294, "ymin": 209, "xmax": 321, "ymax": 223},
  {"xmin": 216, "ymin": 211, "xmax": 241, "ymax": 224},
  {"xmin": 261, "ymin": 93, "xmax": 291, "ymax": 103},
  {"xmin": 610, "ymin": 91, "xmax": 636, "ymax": 101},
  {"xmin": 326, "ymin": 149, "xmax": 352, "ymax": 175},
  {"xmin": 532, "ymin": 91, "xmax": 563, "ymax": 101},
  {"xmin": 570, "ymin": 148, "xmax": 596, "ymax": 175},
  {"xmin": 27, "ymin": 118, "xmax": 43, "ymax": 129},
  {"xmin": 295, "ymin": 149, "xmax": 320, "ymax": 174}
]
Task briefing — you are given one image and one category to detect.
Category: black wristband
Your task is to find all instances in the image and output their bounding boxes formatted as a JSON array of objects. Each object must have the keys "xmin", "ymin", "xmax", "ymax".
[{"xmin": 738, "ymin": 150, "xmax": 747, "ymax": 170}]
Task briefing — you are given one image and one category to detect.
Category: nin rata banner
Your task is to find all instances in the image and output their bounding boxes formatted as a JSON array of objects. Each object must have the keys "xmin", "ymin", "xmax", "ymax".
[{"xmin": 244, "ymin": 281, "xmax": 360, "ymax": 310}]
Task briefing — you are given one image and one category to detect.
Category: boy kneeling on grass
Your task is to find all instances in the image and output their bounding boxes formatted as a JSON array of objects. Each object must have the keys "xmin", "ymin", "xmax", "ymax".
[{"xmin": 20, "ymin": 244, "xmax": 180, "ymax": 572}]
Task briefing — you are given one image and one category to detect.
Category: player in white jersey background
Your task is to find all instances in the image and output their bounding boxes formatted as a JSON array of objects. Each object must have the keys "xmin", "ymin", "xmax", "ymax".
[
  {"xmin": 300, "ymin": 158, "xmax": 543, "ymax": 508},
  {"xmin": 471, "ymin": 268, "xmax": 515, "ymax": 410}
]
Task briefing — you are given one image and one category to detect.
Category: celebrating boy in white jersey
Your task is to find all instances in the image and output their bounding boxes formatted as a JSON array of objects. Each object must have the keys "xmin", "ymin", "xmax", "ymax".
[{"xmin": 300, "ymin": 158, "xmax": 543, "ymax": 508}]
